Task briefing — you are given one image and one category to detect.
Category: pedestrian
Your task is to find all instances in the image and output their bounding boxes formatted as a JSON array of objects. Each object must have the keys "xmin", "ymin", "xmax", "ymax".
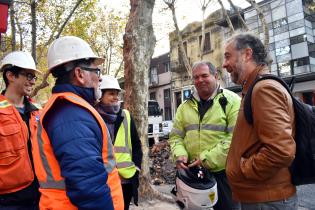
[
  {"xmin": 0, "ymin": 51, "xmax": 41, "ymax": 210},
  {"xmin": 224, "ymin": 32, "xmax": 297, "ymax": 210},
  {"xmin": 95, "ymin": 75, "xmax": 143, "ymax": 210},
  {"xmin": 32, "ymin": 36, "xmax": 124, "ymax": 210},
  {"xmin": 169, "ymin": 61, "xmax": 241, "ymax": 210}
]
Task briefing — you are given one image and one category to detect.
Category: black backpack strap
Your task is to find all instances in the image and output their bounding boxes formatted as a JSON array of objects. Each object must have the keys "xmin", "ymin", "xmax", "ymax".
[
  {"xmin": 243, "ymin": 74, "xmax": 291, "ymax": 125},
  {"xmin": 218, "ymin": 89, "xmax": 228, "ymax": 115}
]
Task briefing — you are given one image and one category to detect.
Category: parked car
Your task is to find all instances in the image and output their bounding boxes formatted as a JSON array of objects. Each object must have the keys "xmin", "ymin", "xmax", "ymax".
[{"xmin": 162, "ymin": 120, "xmax": 173, "ymax": 138}]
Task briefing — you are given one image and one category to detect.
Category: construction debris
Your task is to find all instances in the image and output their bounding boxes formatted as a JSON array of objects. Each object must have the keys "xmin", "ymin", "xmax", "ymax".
[{"xmin": 149, "ymin": 139, "xmax": 176, "ymax": 185}]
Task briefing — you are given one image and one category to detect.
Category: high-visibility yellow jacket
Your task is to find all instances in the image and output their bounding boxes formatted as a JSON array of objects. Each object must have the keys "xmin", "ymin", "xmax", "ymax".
[
  {"xmin": 169, "ymin": 88, "xmax": 241, "ymax": 172},
  {"xmin": 114, "ymin": 109, "xmax": 137, "ymax": 179}
]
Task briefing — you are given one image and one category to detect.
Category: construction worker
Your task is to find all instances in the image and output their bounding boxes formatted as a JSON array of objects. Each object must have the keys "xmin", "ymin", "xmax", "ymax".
[
  {"xmin": 32, "ymin": 36, "xmax": 124, "ymax": 210},
  {"xmin": 95, "ymin": 75, "xmax": 143, "ymax": 210},
  {"xmin": 0, "ymin": 51, "xmax": 41, "ymax": 209}
]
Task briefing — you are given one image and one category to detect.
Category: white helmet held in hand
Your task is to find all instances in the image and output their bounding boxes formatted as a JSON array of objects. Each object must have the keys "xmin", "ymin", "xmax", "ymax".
[
  {"xmin": 100, "ymin": 75, "xmax": 122, "ymax": 91},
  {"xmin": 0, "ymin": 51, "xmax": 41, "ymax": 73},
  {"xmin": 171, "ymin": 166, "xmax": 218, "ymax": 210},
  {"xmin": 47, "ymin": 36, "xmax": 104, "ymax": 72}
]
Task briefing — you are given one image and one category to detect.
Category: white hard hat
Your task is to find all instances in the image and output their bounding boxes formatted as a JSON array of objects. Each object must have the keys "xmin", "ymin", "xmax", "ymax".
[
  {"xmin": 171, "ymin": 167, "xmax": 218, "ymax": 210},
  {"xmin": 0, "ymin": 51, "xmax": 41, "ymax": 73},
  {"xmin": 100, "ymin": 75, "xmax": 122, "ymax": 91},
  {"xmin": 47, "ymin": 36, "xmax": 104, "ymax": 72}
]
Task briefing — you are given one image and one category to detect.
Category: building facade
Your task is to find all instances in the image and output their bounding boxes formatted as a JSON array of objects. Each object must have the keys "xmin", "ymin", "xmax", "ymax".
[
  {"xmin": 242, "ymin": 0, "xmax": 315, "ymax": 104},
  {"xmin": 169, "ymin": 0, "xmax": 315, "ymax": 117},
  {"xmin": 149, "ymin": 53, "xmax": 172, "ymax": 120}
]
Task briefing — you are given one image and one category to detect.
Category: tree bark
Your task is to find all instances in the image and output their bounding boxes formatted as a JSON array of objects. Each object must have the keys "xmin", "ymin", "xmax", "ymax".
[
  {"xmin": 227, "ymin": 0, "xmax": 249, "ymax": 31},
  {"xmin": 9, "ymin": 0, "xmax": 16, "ymax": 51},
  {"xmin": 218, "ymin": 0, "xmax": 234, "ymax": 32},
  {"xmin": 31, "ymin": 0, "xmax": 37, "ymax": 62},
  {"xmin": 246, "ymin": 0, "xmax": 269, "ymax": 49},
  {"xmin": 123, "ymin": 0, "xmax": 173, "ymax": 202}
]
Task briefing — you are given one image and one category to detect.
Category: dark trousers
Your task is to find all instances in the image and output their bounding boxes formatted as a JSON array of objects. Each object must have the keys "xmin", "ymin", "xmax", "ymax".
[
  {"xmin": 0, "ymin": 204, "xmax": 39, "ymax": 210},
  {"xmin": 122, "ymin": 183, "xmax": 133, "ymax": 210},
  {"xmin": 213, "ymin": 170, "xmax": 240, "ymax": 210}
]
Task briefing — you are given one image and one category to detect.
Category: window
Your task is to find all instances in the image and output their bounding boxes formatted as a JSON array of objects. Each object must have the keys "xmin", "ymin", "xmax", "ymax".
[
  {"xmin": 278, "ymin": 62, "xmax": 291, "ymax": 76},
  {"xmin": 164, "ymin": 88, "xmax": 170, "ymax": 100},
  {"xmin": 199, "ymin": 32, "xmax": 211, "ymax": 52},
  {"xmin": 291, "ymin": 57, "xmax": 310, "ymax": 68},
  {"xmin": 290, "ymin": 35, "xmax": 306, "ymax": 45},
  {"xmin": 273, "ymin": 18, "xmax": 287, "ymax": 29},
  {"xmin": 163, "ymin": 62, "xmax": 170, "ymax": 73},
  {"xmin": 149, "ymin": 67, "xmax": 158, "ymax": 85},
  {"xmin": 183, "ymin": 41, "xmax": 187, "ymax": 55},
  {"xmin": 150, "ymin": 92, "xmax": 156, "ymax": 100},
  {"xmin": 164, "ymin": 107, "xmax": 172, "ymax": 121},
  {"xmin": 275, "ymin": 46, "xmax": 290, "ymax": 56}
]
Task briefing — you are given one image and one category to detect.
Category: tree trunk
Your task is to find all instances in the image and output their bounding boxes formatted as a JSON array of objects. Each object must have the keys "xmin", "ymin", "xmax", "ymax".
[
  {"xmin": 199, "ymin": 0, "xmax": 211, "ymax": 60},
  {"xmin": 123, "ymin": 0, "xmax": 173, "ymax": 202},
  {"xmin": 31, "ymin": 0, "xmax": 36, "ymax": 62},
  {"xmin": 218, "ymin": 0, "xmax": 234, "ymax": 32},
  {"xmin": 246, "ymin": 0, "xmax": 269, "ymax": 49},
  {"xmin": 227, "ymin": 0, "xmax": 249, "ymax": 31},
  {"xmin": 9, "ymin": 0, "xmax": 16, "ymax": 51},
  {"xmin": 14, "ymin": 15, "xmax": 23, "ymax": 50},
  {"xmin": 168, "ymin": 2, "xmax": 192, "ymax": 77}
]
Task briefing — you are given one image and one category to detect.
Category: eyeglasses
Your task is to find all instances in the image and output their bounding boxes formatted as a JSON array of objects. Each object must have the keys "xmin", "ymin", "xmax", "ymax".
[
  {"xmin": 79, "ymin": 66, "xmax": 101, "ymax": 77},
  {"xmin": 19, "ymin": 72, "xmax": 37, "ymax": 82}
]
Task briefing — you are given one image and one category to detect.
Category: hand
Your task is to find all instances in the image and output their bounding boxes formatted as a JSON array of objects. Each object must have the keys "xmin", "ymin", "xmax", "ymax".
[
  {"xmin": 188, "ymin": 159, "xmax": 201, "ymax": 168},
  {"xmin": 176, "ymin": 156, "xmax": 188, "ymax": 169}
]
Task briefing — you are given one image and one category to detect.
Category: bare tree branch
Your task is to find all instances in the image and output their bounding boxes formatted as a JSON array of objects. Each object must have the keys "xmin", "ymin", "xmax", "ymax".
[
  {"xmin": 163, "ymin": 0, "xmax": 192, "ymax": 77},
  {"xmin": 246, "ymin": 0, "xmax": 269, "ymax": 48},
  {"xmin": 55, "ymin": 0, "xmax": 83, "ymax": 39},
  {"xmin": 218, "ymin": 0, "xmax": 234, "ymax": 32},
  {"xmin": 10, "ymin": 0, "xmax": 16, "ymax": 51},
  {"xmin": 31, "ymin": 0, "xmax": 84, "ymax": 97},
  {"xmin": 227, "ymin": 0, "xmax": 249, "ymax": 31},
  {"xmin": 31, "ymin": 0, "xmax": 37, "ymax": 62}
]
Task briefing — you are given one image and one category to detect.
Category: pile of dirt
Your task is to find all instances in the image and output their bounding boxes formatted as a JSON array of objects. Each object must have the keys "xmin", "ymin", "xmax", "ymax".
[{"xmin": 149, "ymin": 140, "xmax": 176, "ymax": 185}]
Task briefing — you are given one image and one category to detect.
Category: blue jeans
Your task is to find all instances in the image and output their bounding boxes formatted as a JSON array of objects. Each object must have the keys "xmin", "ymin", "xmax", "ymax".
[{"xmin": 240, "ymin": 194, "xmax": 298, "ymax": 210}]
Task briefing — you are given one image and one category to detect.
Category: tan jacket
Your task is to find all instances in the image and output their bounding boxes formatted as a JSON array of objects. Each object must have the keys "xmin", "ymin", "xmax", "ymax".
[{"xmin": 226, "ymin": 66, "xmax": 296, "ymax": 202}]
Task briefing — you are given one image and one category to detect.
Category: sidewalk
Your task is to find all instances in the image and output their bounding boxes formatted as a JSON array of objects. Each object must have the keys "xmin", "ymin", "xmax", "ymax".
[{"xmin": 130, "ymin": 184, "xmax": 312, "ymax": 210}]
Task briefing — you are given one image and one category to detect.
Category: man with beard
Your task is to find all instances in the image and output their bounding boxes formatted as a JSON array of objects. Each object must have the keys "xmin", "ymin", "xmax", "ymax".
[
  {"xmin": 31, "ymin": 36, "xmax": 123, "ymax": 210},
  {"xmin": 169, "ymin": 61, "xmax": 241, "ymax": 210},
  {"xmin": 224, "ymin": 33, "xmax": 297, "ymax": 210}
]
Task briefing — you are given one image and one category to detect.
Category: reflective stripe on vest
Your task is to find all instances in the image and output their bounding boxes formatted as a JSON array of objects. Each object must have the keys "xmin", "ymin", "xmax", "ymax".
[
  {"xmin": 114, "ymin": 110, "xmax": 136, "ymax": 179},
  {"xmin": 0, "ymin": 100, "xmax": 11, "ymax": 108},
  {"xmin": 37, "ymin": 121, "xmax": 66, "ymax": 189},
  {"xmin": 37, "ymin": 93, "xmax": 116, "ymax": 188},
  {"xmin": 184, "ymin": 123, "xmax": 234, "ymax": 133}
]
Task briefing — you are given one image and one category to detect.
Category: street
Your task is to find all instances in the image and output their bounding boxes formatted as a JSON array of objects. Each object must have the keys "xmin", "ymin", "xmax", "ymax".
[{"xmin": 153, "ymin": 184, "xmax": 315, "ymax": 210}]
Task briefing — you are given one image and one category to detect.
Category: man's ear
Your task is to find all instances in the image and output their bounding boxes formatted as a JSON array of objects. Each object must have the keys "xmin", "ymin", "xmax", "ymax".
[
  {"xmin": 73, "ymin": 67, "xmax": 85, "ymax": 85},
  {"xmin": 244, "ymin": 48, "xmax": 253, "ymax": 62},
  {"xmin": 5, "ymin": 71, "xmax": 16, "ymax": 83}
]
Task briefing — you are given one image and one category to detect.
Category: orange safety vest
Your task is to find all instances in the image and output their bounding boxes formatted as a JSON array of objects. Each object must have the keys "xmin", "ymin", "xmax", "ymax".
[
  {"xmin": 32, "ymin": 92, "xmax": 124, "ymax": 210},
  {"xmin": 0, "ymin": 94, "xmax": 39, "ymax": 194}
]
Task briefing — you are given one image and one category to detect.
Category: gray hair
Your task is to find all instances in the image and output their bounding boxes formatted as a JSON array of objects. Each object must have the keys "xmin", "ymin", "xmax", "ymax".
[
  {"xmin": 226, "ymin": 33, "xmax": 269, "ymax": 65},
  {"xmin": 192, "ymin": 61, "xmax": 217, "ymax": 75}
]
